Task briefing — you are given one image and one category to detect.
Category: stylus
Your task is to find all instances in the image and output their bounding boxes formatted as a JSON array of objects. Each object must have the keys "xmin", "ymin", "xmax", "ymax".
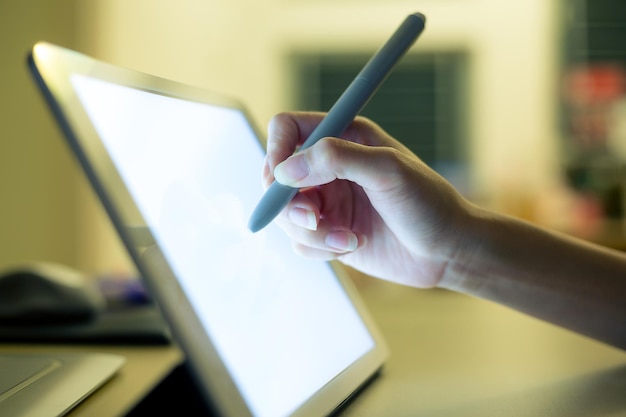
[{"xmin": 248, "ymin": 12, "xmax": 426, "ymax": 233}]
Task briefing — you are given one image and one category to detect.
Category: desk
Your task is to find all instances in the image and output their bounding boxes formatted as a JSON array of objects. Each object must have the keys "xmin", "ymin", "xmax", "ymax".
[
  {"xmin": 344, "ymin": 274, "xmax": 626, "ymax": 417},
  {"xmin": 2, "ymin": 273, "xmax": 625, "ymax": 417}
]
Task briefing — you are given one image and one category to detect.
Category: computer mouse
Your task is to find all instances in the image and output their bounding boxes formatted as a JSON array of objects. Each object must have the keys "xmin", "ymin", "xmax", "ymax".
[{"xmin": 0, "ymin": 262, "xmax": 105, "ymax": 326}]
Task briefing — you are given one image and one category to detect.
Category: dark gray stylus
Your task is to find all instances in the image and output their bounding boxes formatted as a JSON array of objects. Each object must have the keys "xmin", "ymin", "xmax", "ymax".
[{"xmin": 248, "ymin": 12, "xmax": 426, "ymax": 232}]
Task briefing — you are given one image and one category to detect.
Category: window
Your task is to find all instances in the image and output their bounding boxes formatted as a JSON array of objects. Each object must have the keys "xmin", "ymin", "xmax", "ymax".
[{"xmin": 291, "ymin": 51, "xmax": 470, "ymax": 187}]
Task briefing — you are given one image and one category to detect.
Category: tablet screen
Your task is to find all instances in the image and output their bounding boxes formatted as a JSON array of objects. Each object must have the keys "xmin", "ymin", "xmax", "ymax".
[{"xmin": 70, "ymin": 73, "xmax": 375, "ymax": 417}]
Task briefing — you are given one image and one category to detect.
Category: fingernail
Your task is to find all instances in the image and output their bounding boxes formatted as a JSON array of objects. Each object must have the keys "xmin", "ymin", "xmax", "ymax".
[
  {"xmin": 274, "ymin": 154, "xmax": 309, "ymax": 185},
  {"xmin": 325, "ymin": 231, "xmax": 358, "ymax": 252},
  {"xmin": 289, "ymin": 207, "xmax": 318, "ymax": 230}
]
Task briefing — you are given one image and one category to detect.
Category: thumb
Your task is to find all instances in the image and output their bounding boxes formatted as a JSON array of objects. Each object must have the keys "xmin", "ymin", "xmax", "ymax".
[{"xmin": 273, "ymin": 137, "xmax": 400, "ymax": 192}]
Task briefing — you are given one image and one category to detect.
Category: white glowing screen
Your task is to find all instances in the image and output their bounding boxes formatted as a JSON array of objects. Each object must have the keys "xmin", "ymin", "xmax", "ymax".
[{"xmin": 71, "ymin": 74, "xmax": 374, "ymax": 417}]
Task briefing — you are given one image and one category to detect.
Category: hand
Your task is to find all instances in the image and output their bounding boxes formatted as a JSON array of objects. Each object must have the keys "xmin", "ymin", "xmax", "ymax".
[
  {"xmin": 264, "ymin": 112, "xmax": 626, "ymax": 349},
  {"xmin": 263, "ymin": 112, "xmax": 474, "ymax": 288}
]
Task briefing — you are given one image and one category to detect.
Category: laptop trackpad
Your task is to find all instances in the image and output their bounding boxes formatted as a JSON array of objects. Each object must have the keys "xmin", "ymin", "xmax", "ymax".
[
  {"xmin": 0, "ymin": 353, "xmax": 124, "ymax": 417},
  {"xmin": 0, "ymin": 356, "xmax": 61, "ymax": 398}
]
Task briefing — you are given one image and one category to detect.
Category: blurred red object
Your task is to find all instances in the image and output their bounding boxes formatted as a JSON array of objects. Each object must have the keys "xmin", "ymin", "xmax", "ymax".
[{"xmin": 564, "ymin": 64, "xmax": 625, "ymax": 105}]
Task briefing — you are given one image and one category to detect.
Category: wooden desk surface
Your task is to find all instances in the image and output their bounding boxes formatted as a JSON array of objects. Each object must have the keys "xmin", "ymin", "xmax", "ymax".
[
  {"xmin": 344, "ymin": 274, "xmax": 626, "ymax": 417},
  {"xmin": 1, "ymin": 273, "xmax": 625, "ymax": 417}
]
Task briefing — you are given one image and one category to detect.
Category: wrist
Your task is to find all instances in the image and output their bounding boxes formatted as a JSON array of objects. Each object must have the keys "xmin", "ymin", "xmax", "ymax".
[{"xmin": 437, "ymin": 203, "xmax": 493, "ymax": 293}]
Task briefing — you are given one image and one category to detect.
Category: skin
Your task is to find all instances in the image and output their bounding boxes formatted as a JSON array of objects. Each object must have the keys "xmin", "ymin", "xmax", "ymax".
[{"xmin": 263, "ymin": 111, "xmax": 626, "ymax": 350}]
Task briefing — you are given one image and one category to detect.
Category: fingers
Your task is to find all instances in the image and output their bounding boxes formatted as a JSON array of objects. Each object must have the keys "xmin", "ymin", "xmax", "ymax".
[
  {"xmin": 282, "ymin": 220, "xmax": 360, "ymax": 254},
  {"xmin": 278, "ymin": 214, "xmax": 361, "ymax": 260},
  {"xmin": 291, "ymin": 230, "xmax": 360, "ymax": 260},
  {"xmin": 263, "ymin": 112, "xmax": 409, "ymax": 188},
  {"xmin": 264, "ymin": 111, "xmax": 419, "ymax": 261},
  {"xmin": 264, "ymin": 112, "xmax": 327, "ymax": 185},
  {"xmin": 275, "ymin": 186, "xmax": 362, "ymax": 258},
  {"xmin": 283, "ymin": 192, "xmax": 321, "ymax": 231},
  {"xmin": 274, "ymin": 137, "xmax": 405, "ymax": 193}
]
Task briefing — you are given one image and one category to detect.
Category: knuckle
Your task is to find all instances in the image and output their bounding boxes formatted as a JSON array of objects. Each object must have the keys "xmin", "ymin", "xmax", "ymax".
[
  {"xmin": 271, "ymin": 111, "xmax": 292, "ymax": 124},
  {"xmin": 313, "ymin": 138, "xmax": 344, "ymax": 168},
  {"xmin": 352, "ymin": 115, "xmax": 376, "ymax": 130}
]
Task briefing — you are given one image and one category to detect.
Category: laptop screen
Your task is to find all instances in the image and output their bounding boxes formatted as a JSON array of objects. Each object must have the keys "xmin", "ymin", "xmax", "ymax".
[{"xmin": 30, "ymin": 42, "xmax": 387, "ymax": 417}]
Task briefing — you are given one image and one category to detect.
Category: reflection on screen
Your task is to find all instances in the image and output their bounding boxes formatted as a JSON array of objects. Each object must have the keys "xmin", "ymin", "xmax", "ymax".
[{"xmin": 71, "ymin": 74, "xmax": 374, "ymax": 417}]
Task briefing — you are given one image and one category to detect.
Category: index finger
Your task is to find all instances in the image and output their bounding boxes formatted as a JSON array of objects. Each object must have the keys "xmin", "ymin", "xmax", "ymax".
[{"xmin": 265, "ymin": 112, "xmax": 327, "ymax": 175}]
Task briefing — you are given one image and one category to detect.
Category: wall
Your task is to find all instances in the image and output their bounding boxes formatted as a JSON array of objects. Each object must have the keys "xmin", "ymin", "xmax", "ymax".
[
  {"xmin": 0, "ymin": 0, "xmax": 562, "ymax": 274},
  {"xmin": 83, "ymin": 0, "xmax": 561, "ymax": 190},
  {"xmin": 0, "ymin": 0, "xmax": 81, "ymax": 270}
]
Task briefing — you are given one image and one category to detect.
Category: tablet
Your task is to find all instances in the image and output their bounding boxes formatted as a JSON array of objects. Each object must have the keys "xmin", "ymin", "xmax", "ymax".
[{"xmin": 29, "ymin": 42, "xmax": 387, "ymax": 417}]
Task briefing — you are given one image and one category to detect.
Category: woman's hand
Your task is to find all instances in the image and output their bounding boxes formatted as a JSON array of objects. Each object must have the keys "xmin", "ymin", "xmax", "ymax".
[{"xmin": 263, "ymin": 111, "xmax": 473, "ymax": 288}]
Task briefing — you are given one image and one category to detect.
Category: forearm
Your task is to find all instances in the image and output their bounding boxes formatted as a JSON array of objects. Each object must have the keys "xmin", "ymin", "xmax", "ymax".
[{"xmin": 440, "ymin": 205, "xmax": 626, "ymax": 350}]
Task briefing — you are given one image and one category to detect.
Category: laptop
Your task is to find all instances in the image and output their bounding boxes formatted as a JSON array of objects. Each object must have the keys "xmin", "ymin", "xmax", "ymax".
[
  {"xmin": 28, "ymin": 42, "xmax": 388, "ymax": 417},
  {"xmin": 0, "ymin": 352, "xmax": 124, "ymax": 416}
]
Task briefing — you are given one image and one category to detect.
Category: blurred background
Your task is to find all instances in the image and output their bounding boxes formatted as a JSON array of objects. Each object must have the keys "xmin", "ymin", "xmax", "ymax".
[{"xmin": 1, "ymin": 0, "xmax": 625, "ymax": 277}]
